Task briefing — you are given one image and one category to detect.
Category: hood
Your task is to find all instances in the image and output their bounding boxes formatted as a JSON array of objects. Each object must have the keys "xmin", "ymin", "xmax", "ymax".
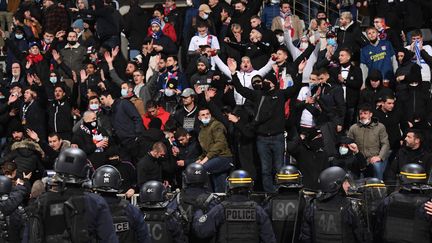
[
  {"xmin": 365, "ymin": 70, "xmax": 383, "ymax": 90},
  {"xmin": 399, "ymin": 48, "xmax": 415, "ymax": 65},
  {"xmin": 11, "ymin": 139, "xmax": 45, "ymax": 158}
]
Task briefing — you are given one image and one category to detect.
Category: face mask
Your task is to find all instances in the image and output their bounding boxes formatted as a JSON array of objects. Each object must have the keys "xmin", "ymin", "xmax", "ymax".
[
  {"xmin": 166, "ymin": 65, "xmax": 174, "ymax": 72},
  {"xmin": 49, "ymin": 77, "xmax": 57, "ymax": 84},
  {"xmin": 89, "ymin": 104, "xmax": 99, "ymax": 111},
  {"xmin": 164, "ymin": 89, "xmax": 175, "ymax": 97},
  {"xmin": 252, "ymin": 82, "xmax": 263, "ymax": 90},
  {"xmin": 68, "ymin": 41, "xmax": 77, "ymax": 46},
  {"xmin": 262, "ymin": 81, "xmax": 271, "ymax": 91},
  {"xmin": 309, "ymin": 82, "xmax": 318, "ymax": 89},
  {"xmin": 0, "ymin": 96, "xmax": 5, "ymax": 99},
  {"xmin": 15, "ymin": 34, "xmax": 23, "ymax": 40},
  {"xmin": 159, "ymin": 67, "xmax": 166, "ymax": 73},
  {"xmin": 360, "ymin": 119, "xmax": 370, "ymax": 125},
  {"xmin": 339, "ymin": 146, "xmax": 349, "ymax": 155},
  {"xmin": 44, "ymin": 38, "xmax": 52, "ymax": 44},
  {"xmin": 84, "ymin": 121, "xmax": 97, "ymax": 129},
  {"xmin": 307, "ymin": 137, "xmax": 323, "ymax": 151},
  {"xmin": 121, "ymin": 88, "xmax": 128, "ymax": 97},
  {"xmin": 270, "ymin": 0, "xmax": 279, "ymax": 3},
  {"xmin": 202, "ymin": 13, "xmax": 209, "ymax": 20},
  {"xmin": 277, "ymin": 35, "xmax": 284, "ymax": 44},
  {"xmin": 201, "ymin": 117, "xmax": 211, "ymax": 125},
  {"xmin": 327, "ymin": 38, "xmax": 336, "ymax": 46}
]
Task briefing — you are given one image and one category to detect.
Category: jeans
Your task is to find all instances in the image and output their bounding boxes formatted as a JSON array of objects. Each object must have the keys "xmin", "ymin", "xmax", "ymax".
[
  {"xmin": 256, "ymin": 133, "xmax": 285, "ymax": 192},
  {"xmin": 202, "ymin": 156, "xmax": 233, "ymax": 193},
  {"xmin": 372, "ymin": 160, "xmax": 388, "ymax": 180}
]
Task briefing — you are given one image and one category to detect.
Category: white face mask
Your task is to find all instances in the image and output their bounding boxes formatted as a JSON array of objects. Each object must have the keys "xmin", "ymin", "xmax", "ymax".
[
  {"xmin": 277, "ymin": 35, "xmax": 284, "ymax": 44},
  {"xmin": 164, "ymin": 89, "xmax": 175, "ymax": 97},
  {"xmin": 339, "ymin": 146, "xmax": 349, "ymax": 155},
  {"xmin": 89, "ymin": 104, "xmax": 99, "ymax": 111},
  {"xmin": 360, "ymin": 119, "xmax": 371, "ymax": 125},
  {"xmin": 201, "ymin": 117, "xmax": 211, "ymax": 125},
  {"xmin": 202, "ymin": 13, "xmax": 209, "ymax": 20},
  {"xmin": 299, "ymin": 41, "xmax": 309, "ymax": 51},
  {"xmin": 121, "ymin": 88, "xmax": 128, "ymax": 97}
]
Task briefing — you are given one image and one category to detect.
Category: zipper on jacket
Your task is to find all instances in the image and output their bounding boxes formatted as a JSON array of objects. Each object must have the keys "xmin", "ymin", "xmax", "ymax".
[{"xmin": 54, "ymin": 104, "xmax": 58, "ymax": 132}]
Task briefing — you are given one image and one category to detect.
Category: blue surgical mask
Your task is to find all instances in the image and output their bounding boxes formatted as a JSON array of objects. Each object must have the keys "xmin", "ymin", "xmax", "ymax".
[
  {"xmin": 89, "ymin": 104, "xmax": 99, "ymax": 111},
  {"xmin": 50, "ymin": 77, "xmax": 57, "ymax": 84},
  {"xmin": 339, "ymin": 146, "xmax": 349, "ymax": 155},
  {"xmin": 201, "ymin": 117, "xmax": 211, "ymax": 125},
  {"xmin": 327, "ymin": 38, "xmax": 336, "ymax": 46},
  {"xmin": 121, "ymin": 88, "xmax": 128, "ymax": 97},
  {"xmin": 15, "ymin": 34, "xmax": 24, "ymax": 40}
]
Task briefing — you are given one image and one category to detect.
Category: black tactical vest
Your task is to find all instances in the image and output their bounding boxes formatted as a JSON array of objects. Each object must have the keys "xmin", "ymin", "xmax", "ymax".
[
  {"xmin": 142, "ymin": 208, "xmax": 174, "ymax": 243},
  {"xmin": 217, "ymin": 201, "xmax": 260, "ymax": 243},
  {"xmin": 313, "ymin": 198, "xmax": 355, "ymax": 243},
  {"xmin": 383, "ymin": 192, "xmax": 431, "ymax": 243},
  {"xmin": 270, "ymin": 193, "xmax": 302, "ymax": 243},
  {"xmin": 177, "ymin": 191, "xmax": 213, "ymax": 243},
  {"xmin": 109, "ymin": 199, "xmax": 137, "ymax": 243},
  {"xmin": 36, "ymin": 190, "xmax": 91, "ymax": 243}
]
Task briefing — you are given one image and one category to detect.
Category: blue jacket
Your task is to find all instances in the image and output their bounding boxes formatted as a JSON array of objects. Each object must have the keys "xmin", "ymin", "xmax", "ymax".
[{"xmin": 110, "ymin": 98, "xmax": 145, "ymax": 144}]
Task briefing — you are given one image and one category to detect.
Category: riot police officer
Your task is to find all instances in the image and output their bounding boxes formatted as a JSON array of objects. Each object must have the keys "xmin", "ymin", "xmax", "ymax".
[
  {"xmin": 139, "ymin": 180, "xmax": 186, "ymax": 243},
  {"xmin": 264, "ymin": 165, "xmax": 307, "ymax": 243},
  {"xmin": 300, "ymin": 166, "xmax": 371, "ymax": 243},
  {"xmin": 193, "ymin": 169, "xmax": 276, "ymax": 243},
  {"xmin": 92, "ymin": 165, "xmax": 151, "ymax": 243},
  {"xmin": 0, "ymin": 174, "xmax": 30, "ymax": 243},
  {"xmin": 356, "ymin": 178, "xmax": 387, "ymax": 234},
  {"xmin": 375, "ymin": 163, "xmax": 432, "ymax": 243},
  {"xmin": 168, "ymin": 163, "xmax": 219, "ymax": 243},
  {"xmin": 24, "ymin": 148, "xmax": 118, "ymax": 242}
]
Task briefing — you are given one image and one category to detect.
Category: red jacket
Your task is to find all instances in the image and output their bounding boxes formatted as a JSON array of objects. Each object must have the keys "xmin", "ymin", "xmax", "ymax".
[
  {"xmin": 147, "ymin": 23, "xmax": 177, "ymax": 43},
  {"xmin": 142, "ymin": 106, "xmax": 171, "ymax": 130}
]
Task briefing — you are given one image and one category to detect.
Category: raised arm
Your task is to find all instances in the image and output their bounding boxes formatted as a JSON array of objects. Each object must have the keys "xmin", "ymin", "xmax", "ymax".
[{"xmin": 212, "ymin": 55, "xmax": 232, "ymax": 79}]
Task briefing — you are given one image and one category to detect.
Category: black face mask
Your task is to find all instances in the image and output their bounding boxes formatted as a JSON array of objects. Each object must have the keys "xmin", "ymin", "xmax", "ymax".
[
  {"xmin": 108, "ymin": 159, "xmax": 120, "ymax": 166},
  {"xmin": 166, "ymin": 65, "xmax": 174, "ymax": 72},
  {"xmin": 68, "ymin": 41, "xmax": 77, "ymax": 46},
  {"xmin": 306, "ymin": 137, "xmax": 324, "ymax": 151},
  {"xmin": 84, "ymin": 121, "xmax": 97, "ymax": 130},
  {"xmin": 262, "ymin": 81, "xmax": 271, "ymax": 91},
  {"xmin": 159, "ymin": 67, "xmax": 166, "ymax": 73},
  {"xmin": 252, "ymin": 82, "xmax": 263, "ymax": 90}
]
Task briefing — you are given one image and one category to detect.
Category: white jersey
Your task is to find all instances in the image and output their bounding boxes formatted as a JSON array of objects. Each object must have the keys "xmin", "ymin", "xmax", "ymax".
[{"xmin": 297, "ymin": 86, "xmax": 315, "ymax": 127}]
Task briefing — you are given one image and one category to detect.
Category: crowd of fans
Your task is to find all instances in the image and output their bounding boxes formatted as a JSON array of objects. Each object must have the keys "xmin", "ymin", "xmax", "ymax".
[{"xmin": 0, "ymin": 0, "xmax": 432, "ymax": 196}]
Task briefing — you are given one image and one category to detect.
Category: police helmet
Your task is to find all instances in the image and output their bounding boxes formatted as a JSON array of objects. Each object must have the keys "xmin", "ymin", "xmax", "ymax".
[
  {"xmin": 54, "ymin": 148, "xmax": 90, "ymax": 183},
  {"xmin": 139, "ymin": 180, "xmax": 167, "ymax": 203},
  {"xmin": 362, "ymin": 177, "xmax": 387, "ymax": 202},
  {"xmin": 318, "ymin": 166, "xmax": 348, "ymax": 193},
  {"xmin": 92, "ymin": 165, "xmax": 122, "ymax": 192},
  {"xmin": 399, "ymin": 163, "xmax": 427, "ymax": 186},
  {"xmin": 0, "ymin": 176, "xmax": 12, "ymax": 195},
  {"xmin": 183, "ymin": 163, "xmax": 208, "ymax": 186},
  {"xmin": 227, "ymin": 170, "xmax": 253, "ymax": 190},
  {"xmin": 276, "ymin": 165, "xmax": 303, "ymax": 188}
]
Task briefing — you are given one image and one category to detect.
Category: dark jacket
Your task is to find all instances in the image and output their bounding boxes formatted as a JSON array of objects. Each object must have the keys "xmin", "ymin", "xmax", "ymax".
[
  {"xmin": 20, "ymin": 98, "xmax": 47, "ymax": 141},
  {"xmin": 329, "ymin": 64, "xmax": 363, "ymax": 108},
  {"xmin": 71, "ymin": 124, "xmax": 109, "ymax": 169},
  {"xmin": 109, "ymin": 98, "xmax": 145, "ymax": 144},
  {"xmin": 374, "ymin": 106, "xmax": 406, "ymax": 149},
  {"xmin": 93, "ymin": 0, "xmax": 123, "ymax": 42},
  {"xmin": 47, "ymin": 98, "xmax": 73, "ymax": 137},
  {"xmin": 332, "ymin": 152, "xmax": 367, "ymax": 179},
  {"xmin": 315, "ymin": 80, "xmax": 346, "ymax": 126},
  {"xmin": 359, "ymin": 79, "xmax": 393, "ymax": 107},
  {"xmin": 336, "ymin": 21, "xmax": 367, "ymax": 61},
  {"xmin": 123, "ymin": 5, "xmax": 150, "ymax": 50},
  {"xmin": 231, "ymin": 72, "xmax": 302, "ymax": 136},
  {"xmin": 396, "ymin": 82, "xmax": 432, "ymax": 122},
  {"xmin": 0, "ymin": 139, "xmax": 44, "ymax": 176},
  {"xmin": 385, "ymin": 145, "xmax": 432, "ymax": 184}
]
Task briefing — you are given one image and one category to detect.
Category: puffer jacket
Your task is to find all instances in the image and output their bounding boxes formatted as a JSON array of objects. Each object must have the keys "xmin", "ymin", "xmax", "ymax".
[
  {"xmin": 0, "ymin": 139, "xmax": 44, "ymax": 176},
  {"xmin": 347, "ymin": 118, "xmax": 390, "ymax": 161}
]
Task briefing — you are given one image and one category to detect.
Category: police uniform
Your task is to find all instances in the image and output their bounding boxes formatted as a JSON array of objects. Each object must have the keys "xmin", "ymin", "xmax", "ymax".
[
  {"xmin": 92, "ymin": 165, "xmax": 151, "ymax": 243},
  {"xmin": 165, "ymin": 162, "xmax": 219, "ymax": 242},
  {"xmin": 299, "ymin": 166, "xmax": 371, "ymax": 243},
  {"xmin": 193, "ymin": 170, "xmax": 276, "ymax": 243},
  {"xmin": 0, "ymin": 176, "xmax": 29, "ymax": 243},
  {"xmin": 374, "ymin": 163, "xmax": 432, "ymax": 243},
  {"xmin": 168, "ymin": 187, "xmax": 219, "ymax": 243},
  {"xmin": 139, "ymin": 180, "xmax": 187, "ymax": 243},
  {"xmin": 193, "ymin": 194, "xmax": 276, "ymax": 243},
  {"xmin": 103, "ymin": 196, "xmax": 151, "ymax": 243},
  {"xmin": 23, "ymin": 148, "xmax": 119, "ymax": 243},
  {"xmin": 263, "ymin": 165, "xmax": 308, "ymax": 243}
]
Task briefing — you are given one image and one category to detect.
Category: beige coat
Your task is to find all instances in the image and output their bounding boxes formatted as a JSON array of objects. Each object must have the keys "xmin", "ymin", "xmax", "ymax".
[{"xmin": 271, "ymin": 15, "xmax": 304, "ymax": 41}]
